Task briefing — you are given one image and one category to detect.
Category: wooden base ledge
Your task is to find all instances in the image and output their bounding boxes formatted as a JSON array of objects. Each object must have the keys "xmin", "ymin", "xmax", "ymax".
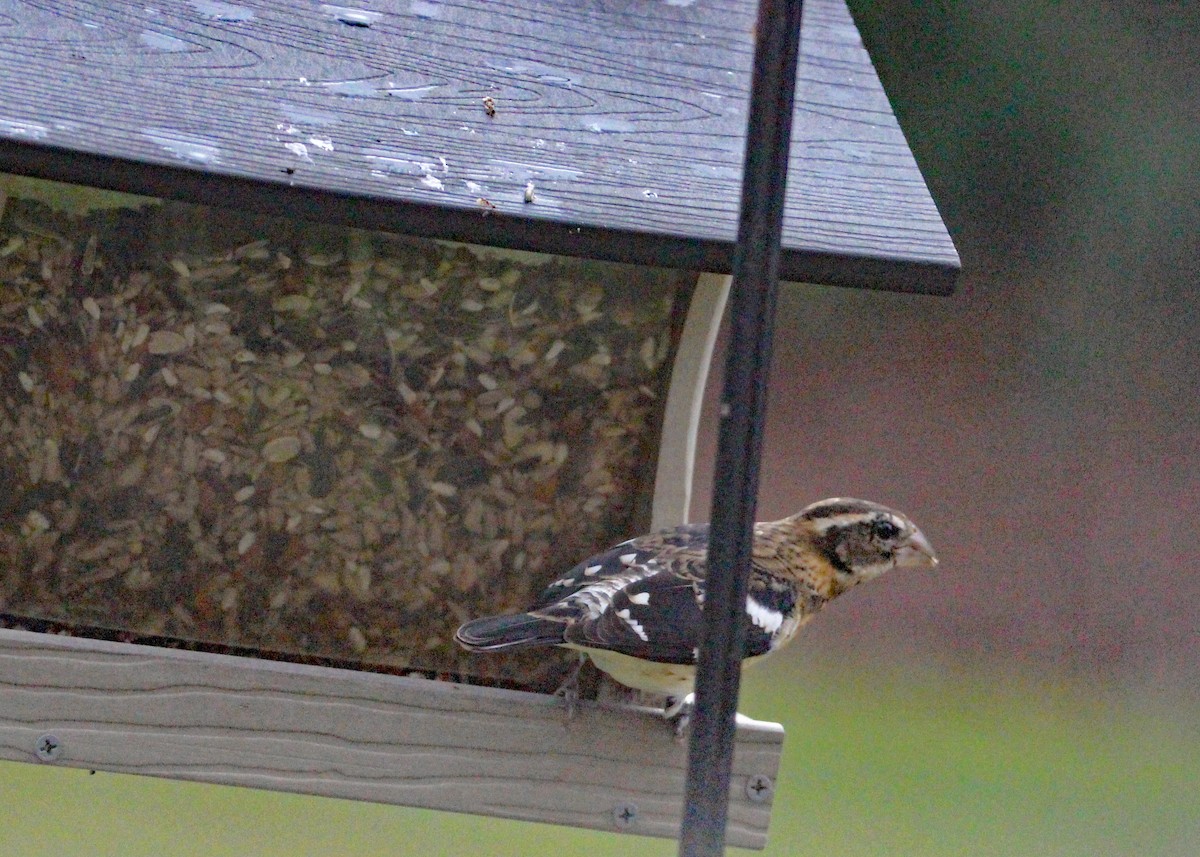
[{"xmin": 0, "ymin": 628, "xmax": 782, "ymax": 849}]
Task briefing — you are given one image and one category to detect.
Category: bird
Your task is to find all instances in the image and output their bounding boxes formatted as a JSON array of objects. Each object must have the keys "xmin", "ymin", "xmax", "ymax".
[{"xmin": 455, "ymin": 497, "xmax": 937, "ymax": 730}]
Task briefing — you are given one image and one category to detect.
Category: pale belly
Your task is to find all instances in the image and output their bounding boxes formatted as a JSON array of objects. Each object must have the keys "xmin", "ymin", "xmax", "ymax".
[{"xmin": 563, "ymin": 644, "xmax": 778, "ymax": 698}]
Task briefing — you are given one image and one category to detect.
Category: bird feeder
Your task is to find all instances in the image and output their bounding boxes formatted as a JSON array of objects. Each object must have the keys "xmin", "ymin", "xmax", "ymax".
[{"xmin": 0, "ymin": 0, "xmax": 957, "ymax": 851}]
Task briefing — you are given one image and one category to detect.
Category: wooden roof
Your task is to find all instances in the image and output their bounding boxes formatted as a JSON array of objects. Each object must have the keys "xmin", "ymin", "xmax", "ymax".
[{"xmin": 0, "ymin": 0, "xmax": 958, "ymax": 293}]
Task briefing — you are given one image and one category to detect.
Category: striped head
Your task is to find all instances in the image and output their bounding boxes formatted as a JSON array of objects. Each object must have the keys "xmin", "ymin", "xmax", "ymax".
[{"xmin": 796, "ymin": 498, "xmax": 938, "ymax": 591}]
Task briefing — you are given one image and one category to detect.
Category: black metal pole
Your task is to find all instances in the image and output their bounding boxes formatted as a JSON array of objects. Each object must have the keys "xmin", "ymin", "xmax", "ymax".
[{"xmin": 677, "ymin": 2, "xmax": 805, "ymax": 855}]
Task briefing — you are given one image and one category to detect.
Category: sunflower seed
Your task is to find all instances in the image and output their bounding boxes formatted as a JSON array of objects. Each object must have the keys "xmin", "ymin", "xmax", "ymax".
[
  {"xmin": 274, "ymin": 294, "xmax": 313, "ymax": 313},
  {"xmin": 262, "ymin": 436, "xmax": 302, "ymax": 463},
  {"xmin": 148, "ymin": 330, "xmax": 189, "ymax": 355}
]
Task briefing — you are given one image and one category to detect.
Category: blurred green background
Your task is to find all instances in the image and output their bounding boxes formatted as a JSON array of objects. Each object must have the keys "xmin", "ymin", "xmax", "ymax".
[{"xmin": 4, "ymin": 0, "xmax": 1198, "ymax": 855}]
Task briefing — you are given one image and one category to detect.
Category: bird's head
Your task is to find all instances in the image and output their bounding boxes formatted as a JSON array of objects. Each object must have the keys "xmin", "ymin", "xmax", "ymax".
[{"xmin": 796, "ymin": 497, "xmax": 938, "ymax": 593}]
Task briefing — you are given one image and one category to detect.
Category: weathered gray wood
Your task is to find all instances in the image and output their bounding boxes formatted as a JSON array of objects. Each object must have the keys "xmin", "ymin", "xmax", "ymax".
[
  {"xmin": 0, "ymin": 0, "xmax": 958, "ymax": 293},
  {"xmin": 0, "ymin": 628, "xmax": 782, "ymax": 848}
]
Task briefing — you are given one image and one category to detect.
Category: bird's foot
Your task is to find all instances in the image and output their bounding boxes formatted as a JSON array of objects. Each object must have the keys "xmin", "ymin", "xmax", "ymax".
[
  {"xmin": 553, "ymin": 654, "xmax": 586, "ymax": 722},
  {"xmin": 664, "ymin": 693, "xmax": 695, "ymax": 740}
]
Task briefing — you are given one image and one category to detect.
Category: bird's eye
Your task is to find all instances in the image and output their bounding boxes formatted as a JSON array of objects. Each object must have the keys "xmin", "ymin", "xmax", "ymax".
[{"xmin": 871, "ymin": 518, "xmax": 900, "ymax": 540}]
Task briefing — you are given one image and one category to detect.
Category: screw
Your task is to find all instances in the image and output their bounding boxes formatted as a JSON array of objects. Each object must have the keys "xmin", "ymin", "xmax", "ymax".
[
  {"xmin": 745, "ymin": 773, "xmax": 774, "ymax": 803},
  {"xmin": 612, "ymin": 802, "xmax": 639, "ymax": 829},
  {"xmin": 34, "ymin": 733, "xmax": 62, "ymax": 762}
]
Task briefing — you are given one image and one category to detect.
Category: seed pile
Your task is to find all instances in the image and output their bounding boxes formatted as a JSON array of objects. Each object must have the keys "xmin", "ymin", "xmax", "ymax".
[{"xmin": 0, "ymin": 196, "xmax": 688, "ymax": 690}]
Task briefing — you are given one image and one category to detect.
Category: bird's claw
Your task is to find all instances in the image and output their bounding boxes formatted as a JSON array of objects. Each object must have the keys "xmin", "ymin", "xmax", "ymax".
[
  {"xmin": 664, "ymin": 693, "xmax": 694, "ymax": 740},
  {"xmin": 553, "ymin": 654, "xmax": 586, "ymax": 722}
]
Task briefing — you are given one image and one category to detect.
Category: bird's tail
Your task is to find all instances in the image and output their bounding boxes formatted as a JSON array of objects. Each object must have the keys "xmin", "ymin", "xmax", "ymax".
[{"xmin": 454, "ymin": 613, "xmax": 565, "ymax": 652}]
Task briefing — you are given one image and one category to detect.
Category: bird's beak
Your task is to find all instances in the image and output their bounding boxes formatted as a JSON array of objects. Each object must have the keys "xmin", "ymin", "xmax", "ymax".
[{"xmin": 896, "ymin": 529, "xmax": 938, "ymax": 569}]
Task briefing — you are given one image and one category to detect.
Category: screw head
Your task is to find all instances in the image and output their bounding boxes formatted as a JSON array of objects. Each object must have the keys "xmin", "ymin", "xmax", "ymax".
[
  {"xmin": 612, "ymin": 801, "xmax": 639, "ymax": 829},
  {"xmin": 34, "ymin": 733, "xmax": 62, "ymax": 762},
  {"xmin": 745, "ymin": 773, "xmax": 774, "ymax": 803}
]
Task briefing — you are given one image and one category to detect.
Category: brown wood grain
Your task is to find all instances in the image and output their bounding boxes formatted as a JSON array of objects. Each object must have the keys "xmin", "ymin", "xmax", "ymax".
[
  {"xmin": 0, "ymin": 628, "xmax": 783, "ymax": 848},
  {"xmin": 0, "ymin": 0, "xmax": 957, "ymax": 292}
]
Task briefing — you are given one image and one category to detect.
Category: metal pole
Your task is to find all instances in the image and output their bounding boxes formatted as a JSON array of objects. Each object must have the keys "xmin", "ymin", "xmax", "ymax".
[{"xmin": 677, "ymin": 1, "xmax": 805, "ymax": 855}]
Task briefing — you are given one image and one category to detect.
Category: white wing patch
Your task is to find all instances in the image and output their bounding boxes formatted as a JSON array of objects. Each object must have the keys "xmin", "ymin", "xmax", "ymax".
[
  {"xmin": 617, "ymin": 608, "xmax": 649, "ymax": 641},
  {"xmin": 564, "ymin": 568, "xmax": 656, "ymax": 619},
  {"xmin": 619, "ymin": 553, "xmax": 638, "ymax": 566},
  {"xmin": 745, "ymin": 596, "xmax": 784, "ymax": 635},
  {"xmin": 583, "ymin": 564, "xmax": 602, "ymax": 576},
  {"xmin": 628, "ymin": 592, "xmax": 651, "ymax": 605}
]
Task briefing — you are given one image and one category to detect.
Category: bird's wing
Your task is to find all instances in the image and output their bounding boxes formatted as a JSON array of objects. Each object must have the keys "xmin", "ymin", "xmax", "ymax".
[
  {"xmin": 527, "ymin": 523, "xmax": 809, "ymax": 665},
  {"xmin": 529, "ymin": 523, "xmax": 710, "ymax": 607},
  {"xmin": 529, "ymin": 524, "xmax": 710, "ymax": 665}
]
